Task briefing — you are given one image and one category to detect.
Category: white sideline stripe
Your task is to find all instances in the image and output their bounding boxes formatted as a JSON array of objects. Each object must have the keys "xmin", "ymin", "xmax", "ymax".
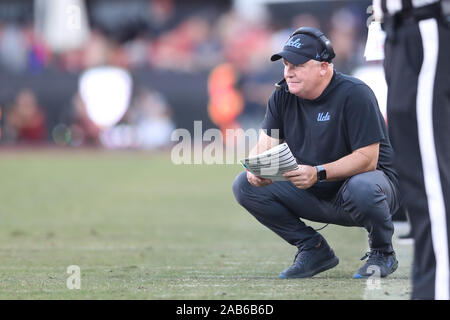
[{"xmin": 417, "ymin": 18, "xmax": 449, "ymax": 300}]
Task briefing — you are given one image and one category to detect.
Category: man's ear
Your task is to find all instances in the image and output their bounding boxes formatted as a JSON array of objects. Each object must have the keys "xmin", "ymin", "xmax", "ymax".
[{"xmin": 320, "ymin": 62, "xmax": 328, "ymax": 76}]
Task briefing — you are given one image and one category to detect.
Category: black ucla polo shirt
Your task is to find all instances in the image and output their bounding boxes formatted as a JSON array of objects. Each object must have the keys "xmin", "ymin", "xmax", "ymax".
[{"xmin": 262, "ymin": 71, "xmax": 398, "ymax": 198}]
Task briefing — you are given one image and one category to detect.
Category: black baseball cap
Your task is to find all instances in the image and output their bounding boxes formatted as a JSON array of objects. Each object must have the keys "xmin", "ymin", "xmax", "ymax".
[{"xmin": 271, "ymin": 33, "xmax": 324, "ymax": 65}]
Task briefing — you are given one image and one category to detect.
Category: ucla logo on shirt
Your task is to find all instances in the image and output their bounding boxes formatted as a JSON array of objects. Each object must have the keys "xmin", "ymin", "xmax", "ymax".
[
  {"xmin": 317, "ymin": 112, "xmax": 330, "ymax": 122},
  {"xmin": 285, "ymin": 38, "xmax": 303, "ymax": 49}
]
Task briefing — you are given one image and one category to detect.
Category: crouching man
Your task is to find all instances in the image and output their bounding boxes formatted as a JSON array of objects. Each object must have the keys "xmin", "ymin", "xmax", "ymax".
[{"xmin": 232, "ymin": 27, "xmax": 401, "ymax": 279}]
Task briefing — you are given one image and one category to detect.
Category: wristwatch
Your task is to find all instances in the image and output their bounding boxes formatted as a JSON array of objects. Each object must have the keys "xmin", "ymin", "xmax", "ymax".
[{"xmin": 315, "ymin": 165, "xmax": 327, "ymax": 182}]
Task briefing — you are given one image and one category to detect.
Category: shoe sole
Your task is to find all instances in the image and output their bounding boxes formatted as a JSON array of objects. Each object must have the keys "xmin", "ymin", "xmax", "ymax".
[
  {"xmin": 352, "ymin": 260, "xmax": 399, "ymax": 279},
  {"xmin": 280, "ymin": 256, "xmax": 339, "ymax": 279}
]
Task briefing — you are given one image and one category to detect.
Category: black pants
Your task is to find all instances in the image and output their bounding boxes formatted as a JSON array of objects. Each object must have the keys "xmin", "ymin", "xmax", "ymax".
[
  {"xmin": 384, "ymin": 17, "xmax": 450, "ymax": 299},
  {"xmin": 232, "ymin": 170, "xmax": 400, "ymax": 253}
]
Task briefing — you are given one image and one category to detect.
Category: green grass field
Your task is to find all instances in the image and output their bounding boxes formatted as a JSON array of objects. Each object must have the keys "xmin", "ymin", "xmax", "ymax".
[{"xmin": 0, "ymin": 150, "xmax": 412, "ymax": 299}]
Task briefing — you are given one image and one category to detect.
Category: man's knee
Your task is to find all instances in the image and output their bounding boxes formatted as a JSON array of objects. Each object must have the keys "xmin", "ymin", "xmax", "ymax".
[
  {"xmin": 232, "ymin": 171, "xmax": 250, "ymax": 206},
  {"xmin": 343, "ymin": 173, "xmax": 384, "ymax": 214}
]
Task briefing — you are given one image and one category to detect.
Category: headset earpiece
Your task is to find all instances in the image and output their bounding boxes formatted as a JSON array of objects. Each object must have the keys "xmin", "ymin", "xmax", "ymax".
[{"xmin": 289, "ymin": 27, "xmax": 335, "ymax": 62}]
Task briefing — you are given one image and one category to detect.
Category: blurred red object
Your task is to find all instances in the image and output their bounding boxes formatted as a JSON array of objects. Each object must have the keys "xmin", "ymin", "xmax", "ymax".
[
  {"xmin": 207, "ymin": 63, "xmax": 244, "ymax": 127},
  {"xmin": 5, "ymin": 89, "xmax": 47, "ymax": 142}
]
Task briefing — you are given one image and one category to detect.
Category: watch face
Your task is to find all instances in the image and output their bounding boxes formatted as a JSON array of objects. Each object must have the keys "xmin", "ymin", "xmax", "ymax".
[
  {"xmin": 317, "ymin": 166, "xmax": 326, "ymax": 181},
  {"xmin": 319, "ymin": 170, "xmax": 326, "ymax": 181}
]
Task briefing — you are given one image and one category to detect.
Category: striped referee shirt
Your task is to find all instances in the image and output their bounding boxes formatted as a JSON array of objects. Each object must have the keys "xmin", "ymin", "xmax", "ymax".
[{"xmin": 373, "ymin": 0, "xmax": 441, "ymax": 21}]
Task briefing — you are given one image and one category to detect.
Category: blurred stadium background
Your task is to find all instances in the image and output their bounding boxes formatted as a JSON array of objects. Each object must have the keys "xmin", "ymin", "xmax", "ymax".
[
  {"xmin": 0, "ymin": 0, "xmax": 383, "ymax": 148},
  {"xmin": 0, "ymin": 0, "xmax": 417, "ymax": 299}
]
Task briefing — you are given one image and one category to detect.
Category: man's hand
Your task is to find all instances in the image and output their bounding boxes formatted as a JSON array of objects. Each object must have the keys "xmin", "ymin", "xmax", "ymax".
[
  {"xmin": 247, "ymin": 171, "xmax": 273, "ymax": 187},
  {"xmin": 283, "ymin": 165, "xmax": 317, "ymax": 189}
]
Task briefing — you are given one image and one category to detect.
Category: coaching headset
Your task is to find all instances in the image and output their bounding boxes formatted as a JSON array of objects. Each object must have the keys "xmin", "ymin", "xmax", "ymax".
[{"xmin": 274, "ymin": 27, "xmax": 335, "ymax": 91}]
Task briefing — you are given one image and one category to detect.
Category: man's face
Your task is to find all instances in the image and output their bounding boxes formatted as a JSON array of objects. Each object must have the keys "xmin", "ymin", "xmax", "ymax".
[{"xmin": 283, "ymin": 58, "xmax": 322, "ymax": 98}]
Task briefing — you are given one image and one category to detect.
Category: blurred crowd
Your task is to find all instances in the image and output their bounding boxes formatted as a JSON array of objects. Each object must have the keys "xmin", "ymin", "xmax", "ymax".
[
  {"xmin": 0, "ymin": 3, "xmax": 366, "ymax": 75},
  {"xmin": 0, "ymin": 0, "xmax": 370, "ymax": 148}
]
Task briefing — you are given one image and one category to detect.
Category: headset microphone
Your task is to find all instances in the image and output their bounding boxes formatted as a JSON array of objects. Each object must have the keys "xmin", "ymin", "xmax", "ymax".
[{"xmin": 274, "ymin": 79, "xmax": 286, "ymax": 91}]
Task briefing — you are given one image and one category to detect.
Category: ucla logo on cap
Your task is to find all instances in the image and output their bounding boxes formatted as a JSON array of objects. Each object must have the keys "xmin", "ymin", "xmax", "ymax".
[{"xmin": 285, "ymin": 38, "xmax": 303, "ymax": 49}]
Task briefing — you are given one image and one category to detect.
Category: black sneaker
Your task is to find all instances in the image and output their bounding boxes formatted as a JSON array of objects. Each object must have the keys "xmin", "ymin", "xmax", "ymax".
[
  {"xmin": 353, "ymin": 250, "xmax": 398, "ymax": 279},
  {"xmin": 280, "ymin": 238, "xmax": 339, "ymax": 279}
]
